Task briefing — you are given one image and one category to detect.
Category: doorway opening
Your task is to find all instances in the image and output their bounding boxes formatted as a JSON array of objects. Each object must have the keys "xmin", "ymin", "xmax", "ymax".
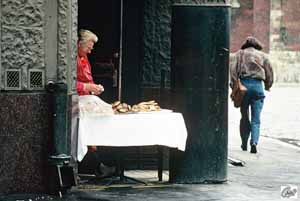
[{"xmin": 78, "ymin": 0, "xmax": 121, "ymax": 103}]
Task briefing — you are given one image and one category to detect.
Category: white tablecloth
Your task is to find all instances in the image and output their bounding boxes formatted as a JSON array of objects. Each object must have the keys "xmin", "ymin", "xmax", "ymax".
[{"xmin": 77, "ymin": 112, "xmax": 188, "ymax": 162}]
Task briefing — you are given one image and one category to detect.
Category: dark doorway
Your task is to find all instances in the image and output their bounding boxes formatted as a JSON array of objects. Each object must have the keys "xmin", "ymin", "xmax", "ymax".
[{"xmin": 78, "ymin": 0, "xmax": 120, "ymax": 103}]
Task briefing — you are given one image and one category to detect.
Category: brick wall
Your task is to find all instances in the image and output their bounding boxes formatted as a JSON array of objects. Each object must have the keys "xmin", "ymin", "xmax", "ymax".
[
  {"xmin": 253, "ymin": 0, "xmax": 270, "ymax": 52},
  {"xmin": 281, "ymin": 0, "xmax": 300, "ymax": 51},
  {"xmin": 230, "ymin": 1, "xmax": 254, "ymax": 52},
  {"xmin": 231, "ymin": 0, "xmax": 300, "ymax": 83},
  {"xmin": 269, "ymin": 0, "xmax": 300, "ymax": 83},
  {"xmin": 230, "ymin": 0, "xmax": 270, "ymax": 52}
]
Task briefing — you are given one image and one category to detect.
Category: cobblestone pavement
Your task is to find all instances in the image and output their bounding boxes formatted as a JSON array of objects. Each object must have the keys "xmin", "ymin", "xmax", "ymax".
[{"xmin": 229, "ymin": 84, "xmax": 300, "ymax": 146}]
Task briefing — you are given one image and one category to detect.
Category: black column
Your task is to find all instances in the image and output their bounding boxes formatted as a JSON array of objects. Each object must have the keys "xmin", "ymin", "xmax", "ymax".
[{"xmin": 170, "ymin": 4, "xmax": 230, "ymax": 183}]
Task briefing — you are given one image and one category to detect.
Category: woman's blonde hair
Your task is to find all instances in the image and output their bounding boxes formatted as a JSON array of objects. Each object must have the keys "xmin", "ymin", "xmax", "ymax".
[{"xmin": 78, "ymin": 29, "xmax": 98, "ymax": 46}]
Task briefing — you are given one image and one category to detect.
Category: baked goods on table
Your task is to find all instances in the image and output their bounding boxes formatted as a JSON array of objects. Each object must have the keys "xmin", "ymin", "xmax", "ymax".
[{"xmin": 112, "ymin": 100, "xmax": 161, "ymax": 114}]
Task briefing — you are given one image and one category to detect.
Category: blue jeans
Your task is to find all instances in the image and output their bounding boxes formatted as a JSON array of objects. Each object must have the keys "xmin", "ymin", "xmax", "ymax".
[{"xmin": 240, "ymin": 78, "xmax": 265, "ymax": 146}]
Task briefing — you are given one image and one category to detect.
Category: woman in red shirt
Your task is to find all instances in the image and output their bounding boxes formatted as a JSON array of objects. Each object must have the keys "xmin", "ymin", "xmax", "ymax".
[
  {"xmin": 77, "ymin": 30, "xmax": 117, "ymax": 177},
  {"xmin": 77, "ymin": 29, "xmax": 104, "ymax": 152},
  {"xmin": 77, "ymin": 29, "xmax": 104, "ymax": 96}
]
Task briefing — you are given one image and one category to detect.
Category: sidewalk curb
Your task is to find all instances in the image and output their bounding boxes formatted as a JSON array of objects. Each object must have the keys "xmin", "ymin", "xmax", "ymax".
[{"xmin": 261, "ymin": 136, "xmax": 300, "ymax": 151}]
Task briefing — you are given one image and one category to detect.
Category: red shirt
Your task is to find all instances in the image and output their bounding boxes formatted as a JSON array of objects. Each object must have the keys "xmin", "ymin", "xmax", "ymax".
[{"xmin": 76, "ymin": 55, "xmax": 95, "ymax": 95}]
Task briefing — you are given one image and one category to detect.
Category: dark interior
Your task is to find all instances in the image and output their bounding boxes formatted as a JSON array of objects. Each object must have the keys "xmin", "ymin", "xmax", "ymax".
[
  {"xmin": 77, "ymin": 1, "xmax": 151, "ymax": 175},
  {"xmin": 78, "ymin": 0, "xmax": 121, "ymax": 103}
]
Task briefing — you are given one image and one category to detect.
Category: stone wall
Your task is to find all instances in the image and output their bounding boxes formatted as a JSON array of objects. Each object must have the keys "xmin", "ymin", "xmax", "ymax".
[
  {"xmin": 0, "ymin": 0, "xmax": 45, "ymax": 90},
  {"xmin": 0, "ymin": 0, "xmax": 77, "ymax": 91},
  {"xmin": 0, "ymin": 93, "xmax": 50, "ymax": 194},
  {"xmin": 225, "ymin": 0, "xmax": 300, "ymax": 83},
  {"xmin": 0, "ymin": 0, "xmax": 78, "ymax": 194},
  {"xmin": 269, "ymin": 51, "xmax": 300, "ymax": 83},
  {"xmin": 0, "ymin": 0, "xmax": 48, "ymax": 194},
  {"xmin": 269, "ymin": 0, "xmax": 300, "ymax": 83},
  {"xmin": 57, "ymin": 0, "xmax": 78, "ymax": 91}
]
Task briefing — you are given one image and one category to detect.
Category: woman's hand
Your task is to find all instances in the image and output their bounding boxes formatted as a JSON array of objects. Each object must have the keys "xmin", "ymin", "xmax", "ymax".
[{"xmin": 84, "ymin": 83, "xmax": 104, "ymax": 95}]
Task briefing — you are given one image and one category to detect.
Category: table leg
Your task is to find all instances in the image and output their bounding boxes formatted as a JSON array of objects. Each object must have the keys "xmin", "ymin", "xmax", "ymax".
[{"xmin": 157, "ymin": 145, "xmax": 163, "ymax": 181}]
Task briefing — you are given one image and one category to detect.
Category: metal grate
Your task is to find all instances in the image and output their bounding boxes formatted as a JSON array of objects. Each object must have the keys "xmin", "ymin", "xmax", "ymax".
[
  {"xmin": 5, "ymin": 69, "xmax": 21, "ymax": 90},
  {"xmin": 29, "ymin": 69, "xmax": 44, "ymax": 90}
]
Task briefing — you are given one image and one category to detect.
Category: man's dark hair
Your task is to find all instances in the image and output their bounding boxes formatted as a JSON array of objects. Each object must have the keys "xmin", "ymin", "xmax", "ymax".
[{"xmin": 241, "ymin": 36, "xmax": 263, "ymax": 50}]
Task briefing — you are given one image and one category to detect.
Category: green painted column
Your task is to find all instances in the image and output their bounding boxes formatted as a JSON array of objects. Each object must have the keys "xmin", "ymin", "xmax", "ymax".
[
  {"xmin": 47, "ymin": 82, "xmax": 75, "ymax": 196},
  {"xmin": 170, "ymin": 4, "xmax": 230, "ymax": 183},
  {"xmin": 47, "ymin": 82, "xmax": 69, "ymax": 157}
]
